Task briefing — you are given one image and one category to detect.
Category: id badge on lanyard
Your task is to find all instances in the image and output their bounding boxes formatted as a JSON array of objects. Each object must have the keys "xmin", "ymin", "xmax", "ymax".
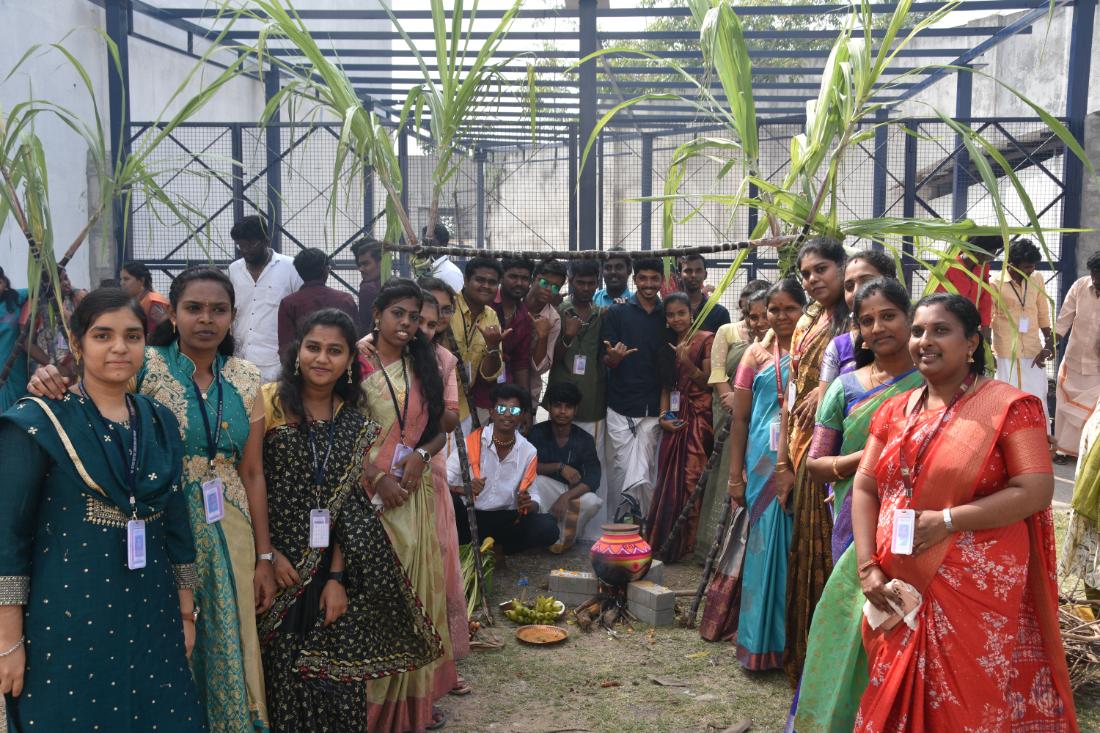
[
  {"xmin": 891, "ymin": 509, "xmax": 916, "ymax": 555},
  {"xmin": 391, "ymin": 444, "xmax": 414, "ymax": 479},
  {"xmin": 127, "ymin": 519, "xmax": 147, "ymax": 569},
  {"xmin": 670, "ymin": 390, "xmax": 682, "ymax": 413},
  {"xmin": 572, "ymin": 354, "xmax": 587, "ymax": 375},
  {"xmin": 309, "ymin": 508, "xmax": 331, "ymax": 548},
  {"xmin": 769, "ymin": 420, "xmax": 781, "ymax": 452},
  {"xmin": 202, "ymin": 478, "xmax": 225, "ymax": 523}
]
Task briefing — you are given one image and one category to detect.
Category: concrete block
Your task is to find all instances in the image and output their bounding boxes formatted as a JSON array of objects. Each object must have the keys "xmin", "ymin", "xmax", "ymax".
[
  {"xmin": 629, "ymin": 601, "xmax": 675, "ymax": 626},
  {"xmin": 555, "ymin": 591, "xmax": 596, "ymax": 610},
  {"xmin": 549, "ymin": 569, "xmax": 598, "ymax": 598},
  {"xmin": 642, "ymin": 559, "xmax": 665, "ymax": 586},
  {"xmin": 627, "ymin": 580, "xmax": 675, "ymax": 612}
]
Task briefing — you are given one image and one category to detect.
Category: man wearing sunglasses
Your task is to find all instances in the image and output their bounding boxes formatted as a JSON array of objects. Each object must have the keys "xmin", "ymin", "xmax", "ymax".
[
  {"xmin": 525, "ymin": 259, "xmax": 567, "ymax": 405},
  {"xmin": 447, "ymin": 384, "xmax": 559, "ymax": 554}
]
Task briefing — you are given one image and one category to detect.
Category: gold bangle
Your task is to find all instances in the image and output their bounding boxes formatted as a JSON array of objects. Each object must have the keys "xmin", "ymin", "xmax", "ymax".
[
  {"xmin": 832, "ymin": 456, "xmax": 844, "ymax": 481},
  {"xmin": 727, "ymin": 479, "xmax": 746, "ymax": 488},
  {"xmin": 774, "ymin": 461, "xmax": 790, "ymax": 472},
  {"xmin": 369, "ymin": 471, "xmax": 386, "ymax": 489}
]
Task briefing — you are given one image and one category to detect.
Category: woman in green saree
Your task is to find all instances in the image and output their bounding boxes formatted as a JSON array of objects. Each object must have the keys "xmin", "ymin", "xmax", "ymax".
[
  {"xmin": 0, "ymin": 289, "xmax": 206, "ymax": 732},
  {"xmin": 28, "ymin": 267, "xmax": 277, "ymax": 732},
  {"xmin": 359, "ymin": 279, "xmax": 450, "ymax": 733},
  {"xmin": 794, "ymin": 278, "xmax": 919, "ymax": 732},
  {"xmin": 782, "ymin": 237, "xmax": 849, "ymax": 685},
  {"xmin": 258, "ymin": 309, "xmax": 441, "ymax": 732}
]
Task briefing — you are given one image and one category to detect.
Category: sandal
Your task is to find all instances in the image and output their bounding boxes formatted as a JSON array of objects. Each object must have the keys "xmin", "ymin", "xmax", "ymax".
[
  {"xmin": 449, "ymin": 676, "xmax": 473, "ymax": 696},
  {"xmin": 426, "ymin": 706, "xmax": 447, "ymax": 730}
]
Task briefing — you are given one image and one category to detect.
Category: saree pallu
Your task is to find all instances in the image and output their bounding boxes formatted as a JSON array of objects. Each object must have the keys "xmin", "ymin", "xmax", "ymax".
[
  {"xmin": 647, "ymin": 331, "xmax": 714, "ymax": 562},
  {"xmin": 1061, "ymin": 395, "xmax": 1100, "ymax": 590},
  {"xmin": 784, "ymin": 305, "xmax": 836, "ymax": 685},
  {"xmin": 257, "ymin": 387, "xmax": 441, "ymax": 733},
  {"xmin": 433, "ymin": 344, "xmax": 470, "ymax": 662},
  {"xmin": 139, "ymin": 344, "xmax": 269, "ymax": 732},
  {"xmin": 695, "ymin": 323, "xmax": 757, "ymax": 563},
  {"xmin": 361, "ymin": 357, "xmax": 453, "ymax": 733},
  {"xmin": 793, "ymin": 368, "xmax": 921, "ymax": 733},
  {"xmin": 855, "ymin": 382, "xmax": 1077, "ymax": 732}
]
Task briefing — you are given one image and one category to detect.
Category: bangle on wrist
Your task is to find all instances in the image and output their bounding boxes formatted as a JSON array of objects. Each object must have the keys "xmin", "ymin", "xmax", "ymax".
[
  {"xmin": 369, "ymin": 471, "xmax": 386, "ymax": 489},
  {"xmin": 180, "ymin": 605, "xmax": 200, "ymax": 623},
  {"xmin": 857, "ymin": 559, "xmax": 879, "ymax": 577},
  {"xmin": 0, "ymin": 636, "xmax": 25, "ymax": 658},
  {"xmin": 832, "ymin": 456, "xmax": 844, "ymax": 481},
  {"xmin": 774, "ymin": 461, "xmax": 790, "ymax": 473},
  {"xmin": 942, "ymin": 507, "xmax": 956, "ymax": 533}
]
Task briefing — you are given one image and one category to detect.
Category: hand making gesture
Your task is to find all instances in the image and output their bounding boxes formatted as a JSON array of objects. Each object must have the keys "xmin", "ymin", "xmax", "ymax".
[
  {"xmin": 602, "ymin": 340, "xmax": 638, "ymax": 368},
  {"xmin": 532, "ymin": 314, "xmax": 553, "ymax": 339},
  {"xmin": 562, "ymin": 311, "xmax": 583, "ymax": 340},
  {"xmin": 670, "ymin": 339, "xmax": 694, "ymax": 366},
  {"xmin": 478, "ymin": 323, "xmax": 511, "ymax": 350}
]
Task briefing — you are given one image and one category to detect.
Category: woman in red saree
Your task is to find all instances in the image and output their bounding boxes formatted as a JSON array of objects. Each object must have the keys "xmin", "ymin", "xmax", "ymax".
[
  {"xmin": 647, "ymin": 293, "xmax": 714, "ymax": 561},
  {"xmin": 851, "ymin": 293, "xmax": 1076, "ymax": 731}
]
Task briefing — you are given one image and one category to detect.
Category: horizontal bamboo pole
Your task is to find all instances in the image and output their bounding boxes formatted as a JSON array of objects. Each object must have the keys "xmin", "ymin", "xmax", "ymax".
[{"xmin": 383, "ymin": 234, "xmax": 799, "ymax": 261}]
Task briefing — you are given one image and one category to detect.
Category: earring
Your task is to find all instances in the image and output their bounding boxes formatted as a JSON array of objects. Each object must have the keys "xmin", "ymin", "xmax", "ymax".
[
  {"xmin": 294, "ymin": 357, "xmax": 300, "ymax": 375},
  {"xmin": 859, "ymin": 339, "xmax": 871, "ymax": 351},
  {"xmin": 346, "ymin": 363, "xmax": 354, "ymax": 384},
  {"xmin": 967, "ymin": 352, "xmax": 975, "ymax": 364},
  {"xmin": 172, "ymin": 321, "xmax": 177, "ymax": 334}
]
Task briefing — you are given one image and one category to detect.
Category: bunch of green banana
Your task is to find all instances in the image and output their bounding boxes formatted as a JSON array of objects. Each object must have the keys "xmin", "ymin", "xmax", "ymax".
[{"xmin": 503, "ymin": 595, "xmax": 561, "ymax": 625}]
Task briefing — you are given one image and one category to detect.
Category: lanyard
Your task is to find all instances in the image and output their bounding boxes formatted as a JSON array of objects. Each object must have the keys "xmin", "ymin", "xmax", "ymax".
[
  {"xmin": 773, "ymin": 342, "xmax": 788, "ymax": 407},
  {"xmin": 459, "ymin": 303, "xmax": 478, "ymax": 353},
  {"xmin": 80, "ymin": 383, "xmax": 140, "ymax": 518},
  {"xmin": 190, "ymin": 373, "xmax": 223, "ymax": 469},
  {"xmin": 897, "ymin": 373, "xmax": 977, "ymax": 497},
  {"xmin": 379, "ymin": 355, "xmax": 410, "ymax": 443},
  {"xmin": 306, "ymin": 398, "xmax": 338, "ymax": 489},
  {"xmin": 1008, "ymin": 277, "xmax": 1028, "ymax": 308}
]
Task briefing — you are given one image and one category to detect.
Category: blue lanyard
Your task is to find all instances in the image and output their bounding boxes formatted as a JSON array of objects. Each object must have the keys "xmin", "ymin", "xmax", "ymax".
[
  {"xmin": 191, "ymin": 374, "xmax": 223, "ymax": 469},
  {"xmin": 80, "ymin": 383, "xmax": 140, "ymax": 518},
  {"xmin": 307, "ymin": 398, "xmax": 338, "ymax": 488}
]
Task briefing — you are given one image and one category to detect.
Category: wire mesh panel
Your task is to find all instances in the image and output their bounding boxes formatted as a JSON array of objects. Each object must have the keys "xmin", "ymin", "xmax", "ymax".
[{"xmin": 483, "ymin": 144, "xmax": 573, "ymax": 254}]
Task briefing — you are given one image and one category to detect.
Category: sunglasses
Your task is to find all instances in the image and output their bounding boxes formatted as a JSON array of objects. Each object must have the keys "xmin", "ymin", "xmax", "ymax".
[
  {"xmin": 537, "ymin": 278, "xmax": 561, "ymax": 294},
  {"xmin": 494, "ymin": 405, "xmax": 523, "ymax": 416}
]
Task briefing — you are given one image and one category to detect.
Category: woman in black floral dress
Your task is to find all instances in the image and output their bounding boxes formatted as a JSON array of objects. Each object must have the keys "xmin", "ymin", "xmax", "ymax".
[{"xmin": 257, "ymin": 309, "xmax": 441, "ymax": 733}]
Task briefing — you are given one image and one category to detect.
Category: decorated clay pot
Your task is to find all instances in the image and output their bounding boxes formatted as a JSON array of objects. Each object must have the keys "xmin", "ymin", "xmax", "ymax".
[{"xmin": 589, "ymin": 523, "xmax": 652, "ymax": 586}]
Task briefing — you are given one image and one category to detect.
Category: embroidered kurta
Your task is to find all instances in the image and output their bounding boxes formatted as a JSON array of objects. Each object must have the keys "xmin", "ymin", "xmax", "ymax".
[
  {"xmin": 138, "ymin": 343, "xmax": 269, "ymax": 732},
  {"xmin": 0, "ymin": 394, "xmax": 205, "ymax": 732}
]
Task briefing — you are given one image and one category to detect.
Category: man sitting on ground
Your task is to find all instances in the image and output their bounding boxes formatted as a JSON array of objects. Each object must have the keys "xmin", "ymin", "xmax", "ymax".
[
  {"xmin": 527, "ymin": 382, "xmax": 604, "ymax": 554},
  {"xmin": 448, "ymin": 383, "xmax": 559, "ymax": 554}
]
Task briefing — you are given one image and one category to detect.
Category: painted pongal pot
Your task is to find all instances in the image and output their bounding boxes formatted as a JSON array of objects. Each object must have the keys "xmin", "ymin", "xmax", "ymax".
[{"xmin": 589, "ymin": 523, "xmax": 652, "ymax": 586}]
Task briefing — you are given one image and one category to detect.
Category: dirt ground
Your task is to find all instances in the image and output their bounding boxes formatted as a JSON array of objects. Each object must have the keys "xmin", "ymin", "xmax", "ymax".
[{"xmin": 442, "ymin": 521, "xmax": 1100, "ymax": 733}]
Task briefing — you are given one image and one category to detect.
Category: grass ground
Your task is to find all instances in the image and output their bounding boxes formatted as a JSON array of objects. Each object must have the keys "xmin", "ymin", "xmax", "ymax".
[{"xmin": 441, "ymin": 512, "xmax": 1100, "ymax": 733}]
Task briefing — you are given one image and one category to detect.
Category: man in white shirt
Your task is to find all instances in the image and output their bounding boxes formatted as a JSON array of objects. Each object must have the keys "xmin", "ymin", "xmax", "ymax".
[
  {"xmin": 227, "ymin": 215, "xmax": 303, "ymax": 382},
  {"xmin": 447, "ymin": 383, "xmax": 559, "ymax": 553},
  {"xmin": 419, "ymin": 223, "xmax": 465, "ymax": 292}
]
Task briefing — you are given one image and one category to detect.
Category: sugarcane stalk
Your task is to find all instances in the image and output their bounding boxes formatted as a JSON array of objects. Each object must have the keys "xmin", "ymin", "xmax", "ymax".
[
  {"xmin": 383, "ymin": 234, "xmax": 797, "ymax": 262},
  {"xmin": 656, "ymin": 413, "xmax": 733, "ymax": 561},
  {"xmin": 687, "ymin": 495, "xmax": 734, "ymax": 628},
  {"xmin": 444, "ymin": 327, "xmax": 492, "ymax": 624}
]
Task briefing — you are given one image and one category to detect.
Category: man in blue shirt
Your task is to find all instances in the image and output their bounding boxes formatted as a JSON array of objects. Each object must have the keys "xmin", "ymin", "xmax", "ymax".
[
  {"xmin": 528, "ymin": 382, "xmax": 604, "ymax": 553},
  {"xmin": 600, "ymin": 256, "xmax": 666, "ymax": 526},
  {"xmin": 593, "ymin": 249, "xmax": 633, "ymax": 307}
]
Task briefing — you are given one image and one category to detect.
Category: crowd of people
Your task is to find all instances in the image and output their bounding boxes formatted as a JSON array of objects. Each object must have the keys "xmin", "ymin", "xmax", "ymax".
[{"xmin": 0, "ymin": 212, "xmax": 1096, "ymax": 731}]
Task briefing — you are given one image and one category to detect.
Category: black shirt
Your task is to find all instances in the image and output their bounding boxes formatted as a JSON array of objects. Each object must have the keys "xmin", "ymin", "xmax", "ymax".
[
  {"xmin": 694, "ymin": 300, "xmax": 731, "ymax": 335},
  {"xmin": 527, "ymin": 421, "xmax": 601, "ymax": 494},
  {"xmin": 600, "ymin": 295, "xmax": 666, "ymax": 417}
]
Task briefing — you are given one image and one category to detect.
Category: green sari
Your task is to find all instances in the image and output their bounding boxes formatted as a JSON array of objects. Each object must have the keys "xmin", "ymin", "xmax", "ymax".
[
  {"xmin": 0, "ymin": 394, "xmax": 206, "ymax": 732},
  {"xmin": 793, "ymin": 367, "xmax": 922, "ymax": 733},
  {"xmin": 138, "ymin": 343, "xmax": 269, "ymax": 732}
]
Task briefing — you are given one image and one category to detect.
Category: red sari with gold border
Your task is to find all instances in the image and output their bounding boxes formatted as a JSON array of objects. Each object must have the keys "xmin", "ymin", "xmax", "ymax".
[{"xmin": 854, "ymin": 380, "xmax": 1077, "ymax": 732}]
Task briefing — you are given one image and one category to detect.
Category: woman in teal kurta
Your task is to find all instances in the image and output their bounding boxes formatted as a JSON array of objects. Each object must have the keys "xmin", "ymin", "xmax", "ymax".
[
  {"xmin": 0, "ymin": 267, "xmax": 30, "ymax": 413},
  {"xmin": 27, "ymin": 268, "xmax": 275, "ymax": 732},
  {"xmin": 0, "ymin": 289, "xmax": 206, "ymax": 732}
]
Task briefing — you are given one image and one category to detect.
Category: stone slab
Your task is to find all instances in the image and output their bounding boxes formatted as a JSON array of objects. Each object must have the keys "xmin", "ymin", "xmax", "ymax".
[{"xmin": 626, "ymin": 580, "xmax": 675, "ymax": 612}]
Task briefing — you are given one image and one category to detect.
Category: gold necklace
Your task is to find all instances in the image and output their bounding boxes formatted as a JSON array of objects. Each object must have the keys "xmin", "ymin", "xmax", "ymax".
[{"xmin": 492, "ymin": 434, "xmax": 516, "ymax": 449}]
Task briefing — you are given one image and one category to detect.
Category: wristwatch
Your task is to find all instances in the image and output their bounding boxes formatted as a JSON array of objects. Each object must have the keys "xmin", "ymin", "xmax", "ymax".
[
  {"xmin": 415, "ymin": 447, "xmax": 432, "ymax": 463},
  {"xmin": 257, "ymin": 551, "xmax": 274, "ymax": 563},
  {"xmin": 328, "ymin": 570, "xmax": 346, "ymax": 585}
]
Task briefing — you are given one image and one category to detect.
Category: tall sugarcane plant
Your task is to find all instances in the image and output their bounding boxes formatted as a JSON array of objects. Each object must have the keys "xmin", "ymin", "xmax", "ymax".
[
  {"xmin": 574, "ymin": 0, "xmax": 1091, "ymax": 329},
  {"xmin": 249, "ymin": 0, "xmax": 526, "ymax": 276},
  {"xmin": 0, "ymin": 22, "xmax": 247, "ymax": 391}
]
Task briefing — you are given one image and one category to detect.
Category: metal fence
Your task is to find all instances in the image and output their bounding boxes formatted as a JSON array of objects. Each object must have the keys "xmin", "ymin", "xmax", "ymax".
[{"xmin": 127, "ymin": 116, "xmax": 1070, "ymax": 320}]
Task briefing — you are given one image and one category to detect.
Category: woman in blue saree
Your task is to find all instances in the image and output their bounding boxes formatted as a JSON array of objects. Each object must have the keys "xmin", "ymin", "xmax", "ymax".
[
  {"xmin": 0, "ymin": 289, "xmax": 206, "ymax": 732},
  {"xmin": 700, "ymin": 279, "xmax": 805, "ymax": 670},
  {"xmin": 28, "ymin": 267, "xmax": 276, "ymax": 732},
  {"xmin": 794, "ymin": 278, "xmax": 919, "ymax": 732}
]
